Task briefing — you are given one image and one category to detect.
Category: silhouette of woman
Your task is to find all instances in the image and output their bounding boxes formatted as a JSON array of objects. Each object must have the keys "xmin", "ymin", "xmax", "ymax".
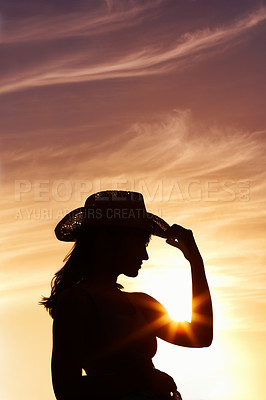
[{"xmin": 41, "ymin": 190, "xmax": 213, "ymax": 400}]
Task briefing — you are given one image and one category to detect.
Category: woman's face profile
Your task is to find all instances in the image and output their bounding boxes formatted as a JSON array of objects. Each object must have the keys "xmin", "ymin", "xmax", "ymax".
[
  {"xmin": 103, "ymin": 227, "xmax": 150, "ymax": 277},
  {"xmin": 118, "ymin": 230, "xmax": 149, "ymax": 277}
]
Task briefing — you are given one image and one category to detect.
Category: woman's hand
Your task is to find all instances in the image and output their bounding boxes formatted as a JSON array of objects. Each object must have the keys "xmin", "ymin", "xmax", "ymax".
[{"xmin": 166, "ymin": 224, "xmax": 200, "ymax": 261}]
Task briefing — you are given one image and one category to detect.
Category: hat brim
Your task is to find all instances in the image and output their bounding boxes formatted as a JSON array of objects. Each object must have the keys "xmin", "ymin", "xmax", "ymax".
[{"xmin": 55, "ymin": 207, "xmax": 170, "ymax": 242}]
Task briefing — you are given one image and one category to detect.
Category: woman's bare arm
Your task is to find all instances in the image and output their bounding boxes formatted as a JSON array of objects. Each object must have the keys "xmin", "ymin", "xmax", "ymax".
[{"xmin": 138, "ymin": 224, "xmax": 213, "ymax": 348}]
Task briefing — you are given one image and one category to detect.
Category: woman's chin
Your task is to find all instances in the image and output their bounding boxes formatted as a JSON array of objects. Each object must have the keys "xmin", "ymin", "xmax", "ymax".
[{"xmin": 124, "ymin": 267, "xmax": 141, "ymax": 278}]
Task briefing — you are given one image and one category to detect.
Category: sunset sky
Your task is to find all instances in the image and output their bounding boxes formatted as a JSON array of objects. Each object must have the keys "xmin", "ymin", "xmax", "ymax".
[{"xmin": 1, "ymin": 1, "xmax": 266, "ymax": 399}]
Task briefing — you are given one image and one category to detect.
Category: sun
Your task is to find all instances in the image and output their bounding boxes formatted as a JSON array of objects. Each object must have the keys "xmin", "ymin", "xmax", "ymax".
[{"xmin": 139, "ymin": 266, "xmax": 192, "ymax": 322}]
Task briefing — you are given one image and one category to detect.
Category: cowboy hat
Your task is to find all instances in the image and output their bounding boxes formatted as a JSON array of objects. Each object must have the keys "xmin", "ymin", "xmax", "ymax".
[{"xmin": 55, "ymin": 190, "xmax": 170, "ymax": 241}]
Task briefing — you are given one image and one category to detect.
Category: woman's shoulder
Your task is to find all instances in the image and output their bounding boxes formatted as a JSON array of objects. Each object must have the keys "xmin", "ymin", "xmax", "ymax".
[
  {"xmin": 126, "ymin": 291, "xmax": 160, "ymax": 303},
  {"xmin": 125, "ymin": 291, "xmax": 168, "ymax": 316}
]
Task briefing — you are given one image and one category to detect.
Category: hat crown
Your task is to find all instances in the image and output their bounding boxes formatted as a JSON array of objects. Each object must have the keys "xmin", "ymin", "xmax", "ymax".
[
  {"xmin": 82, "ymin": 191, "xmax": 148, "ymax": 224},
  {"xmin": 85, "ymin": 190, "xmax": 146, "ymax": 209}
]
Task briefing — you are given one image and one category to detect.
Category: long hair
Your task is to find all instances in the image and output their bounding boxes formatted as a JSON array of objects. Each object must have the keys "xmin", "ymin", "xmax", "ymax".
[
  {"xmin": 40, "ymin": 229, "xmax": 100, "ymax": 318},
  {"xmin": 40, "ymin": 226, "xmax": 151, "ymax": 318}
]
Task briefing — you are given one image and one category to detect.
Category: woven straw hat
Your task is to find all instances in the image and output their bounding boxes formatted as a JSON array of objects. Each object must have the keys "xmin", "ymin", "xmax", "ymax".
[{"xmin": 55, "ymin": 190, "xmax": 170, "ymax": 242}]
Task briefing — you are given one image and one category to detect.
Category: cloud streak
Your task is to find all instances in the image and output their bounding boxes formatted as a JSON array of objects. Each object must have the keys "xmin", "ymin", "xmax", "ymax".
[
  {"xmin": 0, "ymin": 6, "xmax": 265, "ymax": 94},
  {"xmin": 2, "ymin": 110, "xmax": 265, "ymax": 182},
  {"xmin": 0, "ymin": 0, "xmax": 162, "ymax": 44}
]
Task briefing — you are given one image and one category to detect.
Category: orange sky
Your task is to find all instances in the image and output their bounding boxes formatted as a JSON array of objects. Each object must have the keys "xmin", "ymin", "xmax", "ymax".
[{"xmin": 1, "ymin": 1, "xmax": 266, "ymax": 399}]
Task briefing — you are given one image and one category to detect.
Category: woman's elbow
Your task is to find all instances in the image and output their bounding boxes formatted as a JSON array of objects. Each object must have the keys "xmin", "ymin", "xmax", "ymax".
[
  {"xmin": 190, "ymin": 322, "xmax": 213, "ymax": 348},
  {"xmin": 199, "ymin": 336, "xmax": 213, "ymax": 348},
  {"xmin": 196, "ymin": 329, "xmax": 213, "ymax": 348}
]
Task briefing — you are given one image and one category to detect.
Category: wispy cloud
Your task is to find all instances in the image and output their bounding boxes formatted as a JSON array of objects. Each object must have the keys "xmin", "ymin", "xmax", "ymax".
[
  {"xmin": 2, "ymin": 109, "xmax": 265, "ymax": 207},
  {"xmin": 2, "ymin": 109, "xmax": 265, "ymax": 181},
  {"xmin": 0, "ymin": 6, "xmax": 265, "ymax": 94},
  {"xmin": 0, "ymin": 0, "xmax": 162, "ymax": 44}
]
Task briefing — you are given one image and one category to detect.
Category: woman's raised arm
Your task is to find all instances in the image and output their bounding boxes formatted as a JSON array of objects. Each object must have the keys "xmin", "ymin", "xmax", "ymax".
[{"xmin": 138, "ymin": 224, "xmax": 213, "ymax": 348}]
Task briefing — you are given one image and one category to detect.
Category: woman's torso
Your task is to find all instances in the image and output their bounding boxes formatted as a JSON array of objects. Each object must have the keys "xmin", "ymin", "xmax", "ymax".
[
  {"xmin": 78, "ymin": 286, "xmax": 157, "ymax": 376},
  {"xmin": 58, "ymin": 284, "xmax": 180, "ymax": 399}
]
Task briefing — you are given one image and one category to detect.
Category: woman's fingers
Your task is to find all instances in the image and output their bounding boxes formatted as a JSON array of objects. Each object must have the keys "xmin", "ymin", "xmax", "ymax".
[
  {"xmin": 166, "ymin": 237, "xmax": 180, "ymax": 248},
  {"xmin": 166, "ymin": 237, "xmax": 191, "ymax": 260},
  {"xmin": 166, "ymin": 224, "xmax": 192, "ymax": 240},
  {"xmin": 166, "ymin": 224, "xmax": 197, "ymax": 260}
]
